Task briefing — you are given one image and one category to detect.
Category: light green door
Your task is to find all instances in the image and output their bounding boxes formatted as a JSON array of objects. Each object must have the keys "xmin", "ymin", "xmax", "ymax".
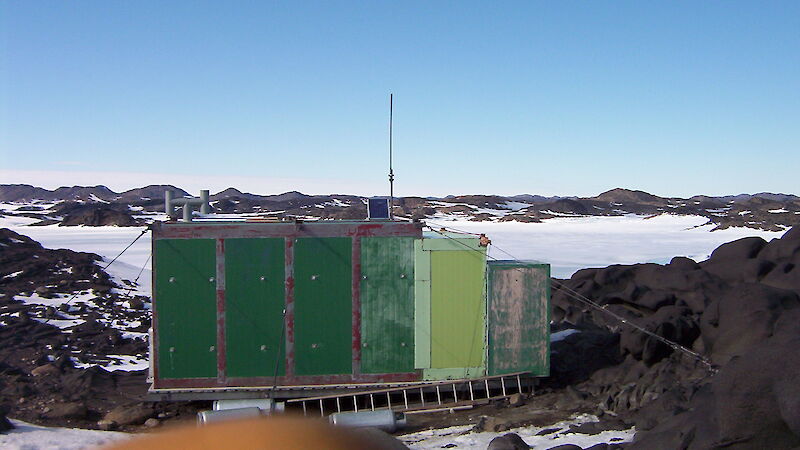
[{"xmin": 430, "ymin": 250, "xmax": 486, "ymax": 369}]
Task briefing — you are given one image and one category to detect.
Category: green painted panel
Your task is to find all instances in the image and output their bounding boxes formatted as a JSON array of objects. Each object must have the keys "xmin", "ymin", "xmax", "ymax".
[
  {"xmin": 225, "ymin": 238, "xmax": 286, "ymax": 378},
  {"xmin": 487, "ymin": 262, "xmax": 550, "ymax": 376},
  {"xmin": 430, "ymin": 249, "xmax": 487, "ymax": 369},
  {"xmin": 294, "ymin": 237, "xmax": 353, "ymax": 375},
  {"xmin": 360, "ymin": 237, "xmax": 415, "ymax": 374},
  {"xmin": 155, "ymin": 239, "xmax": 217, "ymax": 379}
]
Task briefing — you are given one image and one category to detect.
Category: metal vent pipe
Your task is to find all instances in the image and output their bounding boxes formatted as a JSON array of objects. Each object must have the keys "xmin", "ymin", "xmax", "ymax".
[{"xmin": 165, "ymin": 189, "xmax": 211, "ymax": 222}]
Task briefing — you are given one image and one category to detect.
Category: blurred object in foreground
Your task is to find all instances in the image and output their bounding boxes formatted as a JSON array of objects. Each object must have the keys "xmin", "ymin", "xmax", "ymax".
[{"xmin": 104, "ymin": 415, "xmax": 408, "ymax": 450}]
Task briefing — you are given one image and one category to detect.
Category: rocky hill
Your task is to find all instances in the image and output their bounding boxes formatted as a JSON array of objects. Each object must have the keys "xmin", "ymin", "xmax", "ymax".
[
  {"xmin": 547, "ymin": 226, "xmax": 800, "ymax": 448},
  {"xmin": 1, "ymin": 185, "xmax": 797, "ymax": 231}
]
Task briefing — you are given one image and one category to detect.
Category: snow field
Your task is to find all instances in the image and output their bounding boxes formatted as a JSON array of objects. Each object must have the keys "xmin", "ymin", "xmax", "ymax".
[{"xmin": 427, "ymin": 214, "xmax": 785, "ymax": 278}]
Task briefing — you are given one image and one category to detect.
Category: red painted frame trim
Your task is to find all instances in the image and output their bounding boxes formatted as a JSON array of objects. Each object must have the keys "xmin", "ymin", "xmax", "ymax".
[
  {"xmin": 351, "ymin": 236, "xmax": 362, "ymax": 376},
  {"xmin": 284, "ymin": 236, "xmax": 295, "ymax": 378},
  {"xmin": 150, "ymin": 235, "xmax": 160, "ymax": 383},
  {"xmin": 215, "ymin": 238, "xmax": 226, "ymax": 384},
  {"xmin": 153, "ymin": 372, "xmax": 422, "ymax": 389},
  {"xmin": 152, "ymin": 221, "xmax": 423, "ymax": 240}
]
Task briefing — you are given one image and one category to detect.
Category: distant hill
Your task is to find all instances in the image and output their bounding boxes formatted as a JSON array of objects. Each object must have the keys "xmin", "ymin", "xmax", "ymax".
[
  {"xmin": 718, "ymin": 192, "xmax": 799, "ymax": 203},
  {"xmin": 0, "ymin": 184, "xmax": 116, "ymax": 202},
  {"xmin": 591, "ymin": 188, "xmax": 666, "ymax": 204},
  {"xmin": 0, "ymin": 184, "xmax": 797, "ymax": 231},
  {"xmin": 0, "ymin": 184, "xmax": 53, "ymax": 202},
  {"xmin": 118, "ymin": 185, "xmax": 189, "ymax": 201},
  {"xmin": 264, "ymin": 191, "xmax": 313, "ymax": 202},
  {"xmin": 507, "ymin": 194, "xmax": 565, "ymax": 204}
]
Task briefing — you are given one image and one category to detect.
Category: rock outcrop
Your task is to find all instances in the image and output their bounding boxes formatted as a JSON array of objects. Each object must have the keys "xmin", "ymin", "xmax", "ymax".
[{"xmin": 549, "ymin": 227, "xmax": 800, "ymax": 448}]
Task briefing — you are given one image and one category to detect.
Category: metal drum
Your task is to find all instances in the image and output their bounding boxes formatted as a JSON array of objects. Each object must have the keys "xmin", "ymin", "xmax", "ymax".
[
  {"xmin": 328, "ymin": 410, "xmax": 407, "ymax": 433},
  {"xmin": 197, "ymin": 407, "xmax": 262, "ymax": 426}
]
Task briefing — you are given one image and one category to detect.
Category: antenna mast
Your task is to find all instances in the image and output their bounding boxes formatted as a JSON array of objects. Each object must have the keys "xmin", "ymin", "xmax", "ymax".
[{"xmin": 388, "ymin": 93, "xmax": 395, "ymax": 219}]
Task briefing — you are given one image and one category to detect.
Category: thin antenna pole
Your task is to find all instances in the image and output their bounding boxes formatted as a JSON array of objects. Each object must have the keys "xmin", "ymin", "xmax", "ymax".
[{"xmin": 388, "ymin": 93, "xmax": 395, "ymax": 219}]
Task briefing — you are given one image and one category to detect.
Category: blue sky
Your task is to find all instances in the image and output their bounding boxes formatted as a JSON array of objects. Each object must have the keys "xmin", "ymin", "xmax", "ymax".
[{"xmin": 1, "ymin": 1, "xmax": 798, "ymax": 197}]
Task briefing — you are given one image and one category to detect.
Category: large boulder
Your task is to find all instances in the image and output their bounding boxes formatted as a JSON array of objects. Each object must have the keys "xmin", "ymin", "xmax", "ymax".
[
  {"xmin": 757, "ymin": 226, "xmax": 800, "ymax": 262},
  {"xmin": 487, "ymin": 433, "xmax": 530, "ymax": 449},
  {"xmin": 103, "ymin": 403, "xmax": 154, "ymax": 427},
  {"xmin": 43, "ymin": 402, "xmax": 87, "ymax": 420},
  {"xmin": 701, "ymin": 237, "xmax": 771, "ymax": 283},
  {"xmin": 546, "ymin": 326, "xmax": 622, "ymax": 388},
  {"xmin": 632, "ymin": 331, "xmax": 800, "ymax": 449},
  {"xmin": 619, "ymin": 306, "xmax": 699, "ymax": 366},
  {"xmin": 700, "ymin": 284, "xmax": 800, "ymax": 365}
]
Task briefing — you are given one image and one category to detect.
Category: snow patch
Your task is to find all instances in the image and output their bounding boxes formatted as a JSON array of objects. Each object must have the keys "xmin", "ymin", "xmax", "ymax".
[
  {"xmin": 13, "ymin": 292, "xmax": 96, "ymax": 309},
  {"xmin": 71, "ymin": 354, "xmax": 148, "ymax": 372},
  {"xmin": 399, "ymin": 414, "xmax": 634, "ymax": 449},
  {"xmin": 501, "ymin": 201, "xmax": 531, "ymax": 211},
  {"xmin": 88, "ymin": 194, "xmax": 109, "ymax": 203},
  {"xmin": 0, "ymin": 419, "xmax": 129, "ymax": 450},
  {"xmin": 32, "ymin": 317, "xmax": 85, "ymax": 330},
  {"xmin": 539, "ymin": 210, "xmax": 584, "ymax": 217},
  {"xmin": 551, "ymin": 329, "xmax": 580, "ymax": 342}
]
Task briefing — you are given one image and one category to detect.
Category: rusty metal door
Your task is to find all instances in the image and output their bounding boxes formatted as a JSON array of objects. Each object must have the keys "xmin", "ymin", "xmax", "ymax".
[{"xmin": 487, "ymin": 262, "xmax": 550, "ymax": 376}]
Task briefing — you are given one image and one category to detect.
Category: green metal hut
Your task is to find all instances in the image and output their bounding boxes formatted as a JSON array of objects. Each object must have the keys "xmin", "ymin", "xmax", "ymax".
[{"xmin": 147, "ymin": 219, "xmax": 550, "ymax": 403}]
